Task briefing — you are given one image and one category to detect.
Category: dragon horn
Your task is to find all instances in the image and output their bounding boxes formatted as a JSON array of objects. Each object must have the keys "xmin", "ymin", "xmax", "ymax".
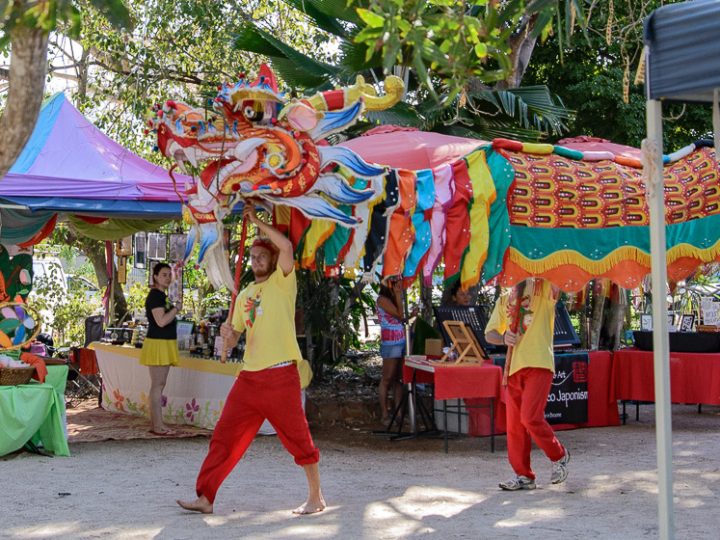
[{"xmin": 305, "ymin": 75, "xmax": 404, "ymax": 112}]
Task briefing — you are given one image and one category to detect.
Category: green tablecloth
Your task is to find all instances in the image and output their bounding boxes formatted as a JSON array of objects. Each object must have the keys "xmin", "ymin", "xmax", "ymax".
[
  {"xmin": 0, "ymin": 376, "xmax": 70, "ymax": 457},
  {"xmin": 42, "ymin": 364, "xmax": 68, "ymax": 429}
]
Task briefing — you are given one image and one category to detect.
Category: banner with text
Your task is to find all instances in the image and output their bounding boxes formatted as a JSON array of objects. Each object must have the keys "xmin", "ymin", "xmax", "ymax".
[{"xmin": 545, "ymin": 352, "xmax": 589, "ymax": 425}]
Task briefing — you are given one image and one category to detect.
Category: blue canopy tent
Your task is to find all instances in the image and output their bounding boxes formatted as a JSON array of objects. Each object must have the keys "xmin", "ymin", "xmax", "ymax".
[{"xmin": 644, "ymin": 2, "xmax": 720, "ymax": 538}]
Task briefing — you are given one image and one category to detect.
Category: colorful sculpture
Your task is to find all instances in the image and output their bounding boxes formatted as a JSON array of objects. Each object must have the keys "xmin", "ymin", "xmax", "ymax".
[{"xmin": 0, "ymin": 247, "xmax": 37, "ymax": 349}]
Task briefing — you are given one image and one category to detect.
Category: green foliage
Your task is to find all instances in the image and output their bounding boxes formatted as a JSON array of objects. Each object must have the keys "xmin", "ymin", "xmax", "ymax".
[
  {"xmin": 231, "ymin": 0, "xmax": 573, "ymax": 141},
  {"xmin": 30, "ymin": 271, "xmax": 101, "ymax": 346},
  {"xmin": 355, "ymin": 0, "xmax": 513, "ymax": 103},
  {"xmin": 352, "ymin": 1, "xmax": 588, "ymax": 102},
  {"xmin": 1, "ymin": 0, "xmax": 131, "ymax": 49},
  {"xmin": 523, "ymin": 1, "xmax": 713, "ymax": 149},
  {"xmin": 124, "ymin": 280, "xmax": 147, "ymax": 318},
  {"xmin": 296, "ymin": 260, "xmax": 375, "ymax": 378},
  {"xmin": 65, "ymin": 0, "xmax": 332, "ymax": 161}
]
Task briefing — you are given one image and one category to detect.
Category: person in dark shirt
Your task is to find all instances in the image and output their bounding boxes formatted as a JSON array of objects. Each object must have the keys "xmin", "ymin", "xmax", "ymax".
[{"xmin": 140, "ymin": 262, "xmax": 180, "ymax": 436}]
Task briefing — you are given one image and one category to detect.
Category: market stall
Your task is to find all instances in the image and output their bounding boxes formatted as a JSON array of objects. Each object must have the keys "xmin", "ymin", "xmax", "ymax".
[
  {"xmin": 0, "ymin": 92, "xmax": 191, "ymax": 447},
  {"xmin": 90, "ymin": 343, "xmax": 306, "ymax": 434},
  {"xmin": 403, "ymin": 350, "xmax": 619, "ymax": 452}
]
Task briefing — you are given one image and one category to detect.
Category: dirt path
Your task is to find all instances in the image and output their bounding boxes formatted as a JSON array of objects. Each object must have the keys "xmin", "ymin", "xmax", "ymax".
[{"xmin": 3, "ymin": 404, "xmax": 720, "ymax": 539}]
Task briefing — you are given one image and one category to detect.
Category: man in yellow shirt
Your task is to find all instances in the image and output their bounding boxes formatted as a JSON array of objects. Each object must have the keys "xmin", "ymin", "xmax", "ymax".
[
  {"xmin": 485, "ymin": 278, "xmax": 570, "ymax": 491},
  {"xmin": 177, "ymin": 203, "xmax": 325, "ymax": 515}
]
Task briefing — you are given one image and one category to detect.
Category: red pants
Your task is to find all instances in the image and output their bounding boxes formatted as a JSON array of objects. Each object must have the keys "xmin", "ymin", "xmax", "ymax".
[
  {"xmin": 506, "ymin": 367, "xmax": 565, "ymax": 480},
  {"xmin": 195, "ymin": 364, "xmax": 320, "ymax": 503}
]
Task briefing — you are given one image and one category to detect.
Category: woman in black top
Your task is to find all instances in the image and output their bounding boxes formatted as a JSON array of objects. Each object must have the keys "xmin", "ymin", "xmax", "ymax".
[{"xmin": 140, "ymin": 262, "xmax": 180, "ymax": 436}]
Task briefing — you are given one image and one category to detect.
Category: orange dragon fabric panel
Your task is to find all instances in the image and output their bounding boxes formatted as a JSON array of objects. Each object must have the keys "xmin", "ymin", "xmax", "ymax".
[{"xmin": 505, "ymin": 147, "xmax": 720, "ymax": 229}]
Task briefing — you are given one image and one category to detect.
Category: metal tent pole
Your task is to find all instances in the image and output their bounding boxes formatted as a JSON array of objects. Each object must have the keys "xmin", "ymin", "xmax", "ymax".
[
  {"xmin": 646, "ymin": 98, "xmax": 675, "ymax": 540},
  {"xmin": 402, "ymin": 285, "xmax": 416, "ymax": 433}
]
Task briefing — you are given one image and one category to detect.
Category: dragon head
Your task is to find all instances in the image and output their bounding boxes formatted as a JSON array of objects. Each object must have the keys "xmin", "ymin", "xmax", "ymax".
[{"xmin": 152, "ymin": 65, "xmax": 403, "ymax": 289}]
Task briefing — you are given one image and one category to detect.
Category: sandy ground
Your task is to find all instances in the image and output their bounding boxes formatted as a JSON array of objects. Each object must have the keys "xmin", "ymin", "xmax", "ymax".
[{"xmin": 3, "ymin": 404, "xmax": 720, "ymax": 540}]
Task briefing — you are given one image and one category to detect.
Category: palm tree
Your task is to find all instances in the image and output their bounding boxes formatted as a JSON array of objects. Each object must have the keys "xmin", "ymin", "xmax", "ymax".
[{"xmin": 233, "ymin": 0, "xmax": 571, "ymax": 142}]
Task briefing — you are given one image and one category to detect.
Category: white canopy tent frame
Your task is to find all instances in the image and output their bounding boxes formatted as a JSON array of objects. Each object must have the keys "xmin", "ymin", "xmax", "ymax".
[{"xmin": 644, "ymin": 2, "xmax": 720, "ymax": 538}]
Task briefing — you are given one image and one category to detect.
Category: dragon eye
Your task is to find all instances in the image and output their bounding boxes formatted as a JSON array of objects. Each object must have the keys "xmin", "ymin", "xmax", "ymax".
[{"xmin": 243, "ymin": 106, "xmax": 264, "ymax": 122}]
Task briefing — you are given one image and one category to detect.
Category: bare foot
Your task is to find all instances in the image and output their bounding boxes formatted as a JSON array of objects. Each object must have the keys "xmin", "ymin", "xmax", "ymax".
[
  {"xmin": 176, "ymin": 496, "xmax": 213, "ymax": 514},
  {"xmin": 292, "ymin": 495, "xmax": 326, "ymax": 515},
  {"xmin": 150, "ymin": 428, "xmax": 181, "ymax": 437}
]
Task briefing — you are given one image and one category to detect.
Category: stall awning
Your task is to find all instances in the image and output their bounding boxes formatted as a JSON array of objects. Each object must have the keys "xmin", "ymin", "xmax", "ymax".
[
  {"xmin": 1, "ymin": 196, "xmax": 182, "ymax": 218},
  {"xmin": 645, "ymin": 0, "xmax": 720, "ymax": 103}
]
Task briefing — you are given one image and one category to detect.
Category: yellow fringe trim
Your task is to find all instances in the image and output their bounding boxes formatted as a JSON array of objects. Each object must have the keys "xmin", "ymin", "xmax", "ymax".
[
  {"xmin": 508, "ymin": 239, "xmax": 720, "ymax": 274},
  {"xmin": 668, "ymin": 240, "xmax": 720, "ymax": 262}
]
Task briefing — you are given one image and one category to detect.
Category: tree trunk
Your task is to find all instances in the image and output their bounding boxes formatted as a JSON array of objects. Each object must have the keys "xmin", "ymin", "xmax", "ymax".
[
  {"xmin": 62, "ymin": 228, "xmax": 129, "ymax": 323},
  {"xmin": 589, "ymin": 280, "xmax": 607, "ymax": 350},
  {"xmin": 76, "ymin": 48, "xmax": 90, "ymax": 101},
  {"xmin": 85, "ymin": 242, "xmax": 128, "ymax": 324},
  {"xmin": 497, "ymin": 13, "xmax": 540, "ymax": 90},
  {"xmin": 419, "ymin": 279, "xmax": 433, "ymax": 322},
  {"xmin": 0, "ymin": 24, "xmax": 49, "ymax": 179}
]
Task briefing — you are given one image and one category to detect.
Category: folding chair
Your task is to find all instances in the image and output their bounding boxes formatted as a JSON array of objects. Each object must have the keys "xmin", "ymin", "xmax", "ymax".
[{"xmin": 66, "ymin": 316, "xmax": 103, "ymax": 406}]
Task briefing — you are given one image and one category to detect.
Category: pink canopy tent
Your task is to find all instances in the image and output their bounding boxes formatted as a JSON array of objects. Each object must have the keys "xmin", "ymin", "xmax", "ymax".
[
  {"xmin": 340, "ymin": 128, "xmax": 641, "ymax": 171},
  {"xmin": 557, "ymin": 135, "xmax": 642, "ymax": 160},
  {"xmin": 338, "ymin": 125, "xmax": 485, "ymax": 169}
]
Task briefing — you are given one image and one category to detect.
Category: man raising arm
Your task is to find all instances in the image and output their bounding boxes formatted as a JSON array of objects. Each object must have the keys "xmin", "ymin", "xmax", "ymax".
[{"xmin": 177, "ymin": 202, "xmax": 325, "ymax": 515}]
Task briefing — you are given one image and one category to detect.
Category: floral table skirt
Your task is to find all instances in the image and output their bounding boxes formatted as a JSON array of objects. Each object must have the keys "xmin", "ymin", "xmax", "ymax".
[{"xmin": 91, "ymin": 343, "xmax": 281, "ymax": 434}]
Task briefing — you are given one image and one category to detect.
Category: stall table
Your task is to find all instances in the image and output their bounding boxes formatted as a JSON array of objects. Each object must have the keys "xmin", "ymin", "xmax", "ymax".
[
  {"xmin": 403, "ymin": 350, "xmax": 619, "ymax": 452},
  {"xmin": 0, "ymin": 364, "xmax": 70, "ymax": 457},
  {"xmin": 90, "ymin": 343, "xmax": 277, "ymax": 433},
  {"xmin": 614, "ymin": 348, "xmax": 720, "ymax": 408},
  {"xmin": 403, "ymin": 356, "xmax": 502, "ymax": 453}
]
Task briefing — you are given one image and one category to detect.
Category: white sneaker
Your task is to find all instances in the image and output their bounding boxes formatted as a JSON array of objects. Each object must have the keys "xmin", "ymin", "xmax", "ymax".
[
  {"xmin": 499, "ymin": 475, "xmax": 536, "ymax": 491},
  {"xmin": 551, "ymin": 447, "xmax": 570, "ymax": 484}
]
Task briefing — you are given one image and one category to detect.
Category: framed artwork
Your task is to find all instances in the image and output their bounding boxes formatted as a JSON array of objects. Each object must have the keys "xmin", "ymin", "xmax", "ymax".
[
  {"xmin": 169, "ymin": 233, "xmax": 187, "ymax": 262},
  {"xmin": 147, "ymin": 232, "xmax": 167, "ymax": 261},
  {"xmin": 133, "ymin": 232, "xmax": 146, "ymax": 269},
  {"xmin": 640, "ymin": 314, "xmax": 653, "ymax": 331},
  {"xmin": 117, "ymin": 257, "xmax": 127, "ymax": 284},
  {"xmin": 147, "ymin": 260, "xmax": 160, "ymax": 287},
  {"xmin": 680, "ymin": 314, "xmax": 695, "ymax": 332},
  {"xmin": 700, "ymin": 296, "xmax": 720, "ymax": 325},
  {"xmin": 168, "ymin": 266, "xmax": 183, "ymax": 308},
  {"xmin": 667, "ymin": 313, "xmax": 676, "ymax": 329},
  {"xmin": 117, "ymin": 236, "xmax": 132, "ymax": 257}
]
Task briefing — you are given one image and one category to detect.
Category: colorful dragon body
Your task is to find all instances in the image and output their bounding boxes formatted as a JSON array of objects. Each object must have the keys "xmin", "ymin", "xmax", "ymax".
[{"xmin": 154, "ymin": 66, "xmax": 720, "ymax": 294}]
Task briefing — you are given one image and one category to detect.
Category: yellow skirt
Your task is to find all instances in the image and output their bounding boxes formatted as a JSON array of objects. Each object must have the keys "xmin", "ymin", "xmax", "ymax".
[{"xmin": 140, "ymin": 338, "xmax": 180, "ymax": 366}]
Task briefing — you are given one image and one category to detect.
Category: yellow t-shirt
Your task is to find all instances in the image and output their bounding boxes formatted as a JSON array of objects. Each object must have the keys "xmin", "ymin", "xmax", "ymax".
[
  {"xmin": 231, "ymin": 267, "xmax": 303, "ymax": 371},
  {"xmin": 485, "ymin": 279, "xmax": 557, "ymax": 376}
]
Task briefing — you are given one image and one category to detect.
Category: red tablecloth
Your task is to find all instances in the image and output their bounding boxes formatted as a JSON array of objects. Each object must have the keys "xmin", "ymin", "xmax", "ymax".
[
  {"xmin": 614, "ymin": 348, "xmax": 720, "ymax": 405},
  {"xmin": 404, "ymin": 351, "xmax": 620, "ymax": 436},
  {"xmin": 553, "ymin": 350, "xmax": 619, "ymax": 430}
]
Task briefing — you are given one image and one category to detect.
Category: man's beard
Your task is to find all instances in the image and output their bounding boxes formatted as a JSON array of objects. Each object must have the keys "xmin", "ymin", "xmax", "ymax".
[{"xmin": 253, "ymin": 264, "xmax": 274, "ymax": 279}]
